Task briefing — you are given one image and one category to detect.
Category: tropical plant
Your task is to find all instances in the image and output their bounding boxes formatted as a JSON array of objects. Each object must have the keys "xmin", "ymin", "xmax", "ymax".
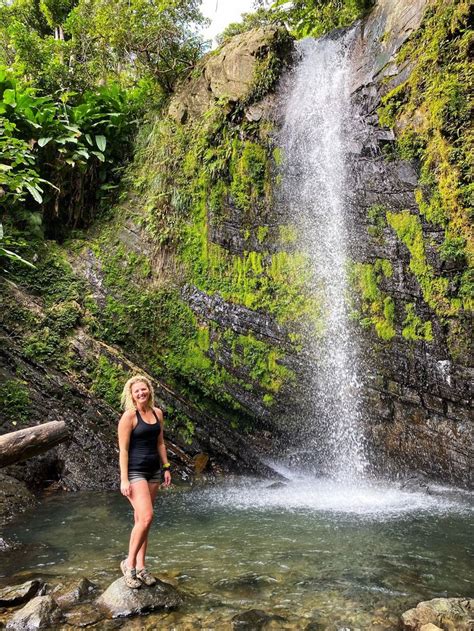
[
  {"xmin": 0, "ymin": 66, "xmax": 141, "ymax": 249},
  {"xmin": 0, "ymin": 0, "xmax": 208, "ymax": 95}
]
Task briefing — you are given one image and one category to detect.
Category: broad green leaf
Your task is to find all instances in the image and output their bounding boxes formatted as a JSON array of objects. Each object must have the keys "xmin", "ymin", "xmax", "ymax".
[
  {"xmin": 3, "ymin": 89, "xmax": 16, "ymax": 106},
  {"xmin": 0, "ymin": 247, "xmax": 36, "ymax": 268},
  {"xmin": 38, "ymin": 137, "xmax": 53, "ymax": 147},
  {"xmin": 0, "ymin": 164, "xmax": 13, "ymax": 171},
  {"xmin": 95, "ymin": 135, "xmax": 107, "ymax": 151},
  {"xmin": 25, "ymin": 183, "xmax": 43, "ymax": 203},
  {"xmin": 91, "ymin": 150, "xmax": 105, "ymax": 162}
]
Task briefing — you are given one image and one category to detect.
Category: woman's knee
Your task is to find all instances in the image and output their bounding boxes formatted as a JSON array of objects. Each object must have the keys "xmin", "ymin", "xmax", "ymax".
[{"xmin": 137, "ymin": 509, "xmax": 153, "ymax": 528}]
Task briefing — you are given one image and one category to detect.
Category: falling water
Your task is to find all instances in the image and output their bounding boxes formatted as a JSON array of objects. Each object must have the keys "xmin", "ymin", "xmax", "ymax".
[{"xmin": 278, "ymin": 34, "xmax": 367, "ymax": 480}]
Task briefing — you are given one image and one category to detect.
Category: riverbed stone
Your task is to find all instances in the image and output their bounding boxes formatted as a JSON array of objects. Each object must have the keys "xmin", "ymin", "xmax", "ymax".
[
  {"xmin": 214, "ymin": 573, "xmax": 278, "ymax": 591},
  {"xmin": 0, "ymin": 581, "xmax": 44, "ymax": 607},
  {"xmin": 232, "ymin": 609, "xmax": 283, "ymax": 629},
  {"xmin": 96, "ymin": 577, "xmax": 182, "ymax": 618},
  {"xmin": 53, "ymin": 577, "xmax": 97, "ymax": 608},
  {"xmin": 6, "ymin": 595, "xmax": 62, "ymax": 630},
  {"xmin": 63, "ymin": 603, "xmax": 106, "ymax": 627},
  {"xmin": 400, "ymin": 597, "xmax": 474, "ymax": 630}
]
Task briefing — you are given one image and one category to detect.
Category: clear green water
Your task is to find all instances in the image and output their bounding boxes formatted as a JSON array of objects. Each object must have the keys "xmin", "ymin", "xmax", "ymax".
[{"xmin": 1, "ymin": 477, "xmax": 473, "ymax": 629}]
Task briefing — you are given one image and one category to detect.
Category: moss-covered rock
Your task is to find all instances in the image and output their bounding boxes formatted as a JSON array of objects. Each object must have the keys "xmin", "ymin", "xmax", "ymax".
[{"xmin": 168, "ymin": 27, "xmax": 294, "ymax": 123}]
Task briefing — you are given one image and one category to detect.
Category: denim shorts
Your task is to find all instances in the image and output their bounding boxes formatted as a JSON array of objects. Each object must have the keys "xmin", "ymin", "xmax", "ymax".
[{"xmin": 128, "ymin": 469, "xmax": 161, "ymax": 484}]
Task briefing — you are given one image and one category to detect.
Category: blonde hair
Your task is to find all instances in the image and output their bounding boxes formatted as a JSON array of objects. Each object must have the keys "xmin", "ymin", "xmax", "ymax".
[{"xmin": 121, "ymin": 375, "xmax": 155, "ymax": 411}]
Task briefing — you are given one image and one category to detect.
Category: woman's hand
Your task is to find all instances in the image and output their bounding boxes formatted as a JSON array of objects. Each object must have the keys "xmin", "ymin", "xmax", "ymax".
[
  {"xmin": 120, "ymin": 480, "xmax": 131, "ymax": 496},
  {"xmin": 162, "ymin": 470, "xmax": 171, "ymax": 487}
]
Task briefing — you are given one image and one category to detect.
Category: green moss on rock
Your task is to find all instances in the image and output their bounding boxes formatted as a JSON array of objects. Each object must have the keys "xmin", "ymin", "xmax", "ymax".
[
  {"xmin": 378, "ymin": 0, "xmax": 472, "ymax": 333},
  {"xmin": 402, "ymin": 303, "xmax": 433, "ymax": 342},
  {"xmin": 0, "ymin": 378, "xmax": 30, "ymax": 426},
  {"xmin": 351, "ymin": 259, "xmax": 396, "ymax": 340}
]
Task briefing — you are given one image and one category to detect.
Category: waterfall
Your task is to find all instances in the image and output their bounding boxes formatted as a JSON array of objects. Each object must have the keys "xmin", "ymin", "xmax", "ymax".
[{"xmin": 278, "ymin": 34, "xmax": 367, "ymax": 480}]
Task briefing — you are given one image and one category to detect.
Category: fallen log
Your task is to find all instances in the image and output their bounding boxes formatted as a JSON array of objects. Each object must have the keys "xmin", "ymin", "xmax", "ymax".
[{"xmin": 0, "ymin": 421, "xmax": 69, "ymax": 468}]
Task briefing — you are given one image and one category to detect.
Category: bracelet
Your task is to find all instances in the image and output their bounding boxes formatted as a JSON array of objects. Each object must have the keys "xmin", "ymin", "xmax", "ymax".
[{"xmin": 162, "ymin": 462, "xmax": 171, "ymax": 469}]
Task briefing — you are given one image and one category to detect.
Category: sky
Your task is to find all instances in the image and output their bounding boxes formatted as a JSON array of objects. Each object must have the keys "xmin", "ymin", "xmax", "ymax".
[{"xmin": 200, "ymin": 0, "xmax": 256, "ymax": 46}]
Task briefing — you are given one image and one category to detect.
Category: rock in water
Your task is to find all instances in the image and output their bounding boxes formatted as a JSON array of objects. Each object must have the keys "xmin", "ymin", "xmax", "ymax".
[
  {"xmin": 63, "ymin": 603, "xmax": 106, "ymax": 628},
  {"xmin": 232, "ymin": 609, "xmax": 273, "ymax": 629},
  {"xmin": 96, "ymin": 577, "xmax": 182, "ymax": 618},
  {"xmin": 231, "ymin": 609, "xmax": 286, "ymax": 629},
  {"xmin": 53, "ymin": 577, "xmax": 97, "ymax": 608},
  {"xmin": 6, "ymin": 595, "xmax": 62, "ymax": 630},
  {"xmin": 401, "ymin": 597, "xmax": 473, "ymax": 630},
  {"xmin": 0, "ymin": 580, "xmax": 44, "ymax": 607}
]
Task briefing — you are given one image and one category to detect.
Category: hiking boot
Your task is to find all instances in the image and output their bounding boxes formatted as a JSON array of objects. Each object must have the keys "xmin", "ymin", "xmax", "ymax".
[
  {"xmin": 136, "ymin": 567, "xmax": 157, "ymax": 586},
  {"xmin": 120, "ymin": 559, "xmax": 142, "ymax": 589}
]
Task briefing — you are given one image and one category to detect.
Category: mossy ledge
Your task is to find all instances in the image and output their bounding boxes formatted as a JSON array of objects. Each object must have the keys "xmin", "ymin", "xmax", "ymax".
[{"xmin": 376, "ymin": 0, "xmax": 472, "ymax": 355}]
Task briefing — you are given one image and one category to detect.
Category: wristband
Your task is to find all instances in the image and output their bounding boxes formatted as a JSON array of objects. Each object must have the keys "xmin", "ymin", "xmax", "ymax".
[{"xmin": 163, "ymin": 462, "xmax": 171, "ymax": 469}]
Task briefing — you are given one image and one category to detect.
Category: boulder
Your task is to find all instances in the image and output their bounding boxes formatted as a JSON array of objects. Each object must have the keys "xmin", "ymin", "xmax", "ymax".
[
  {"xmin": 6, "ymin": 595, "xmax": 62, "ymax": 630},
  {"xmin": 0, "ymin": 580, "xmax": 44, "ymax": 607},
  {"xmin": 96, "ymin": 577, "xmax": 182, "ymax": 618},
  {"xmin": 53, "ymin": 577, "xmax": 97, "ymax": 609},
  {"xmin": 169, "ymin": 27, "xmax": 293, "ymax": 123},
  {"xmin": 401, "ymin": 597, "xmax": 474, "ymax": 630}
]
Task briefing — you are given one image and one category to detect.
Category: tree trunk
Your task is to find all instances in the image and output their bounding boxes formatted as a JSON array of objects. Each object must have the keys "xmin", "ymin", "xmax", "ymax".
[{"xmin": 0, "ymin": 421, "xmax": 70, "ymax": 468}]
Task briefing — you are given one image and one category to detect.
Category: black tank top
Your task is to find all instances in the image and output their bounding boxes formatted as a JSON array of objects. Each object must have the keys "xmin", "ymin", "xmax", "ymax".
[{"xmin": 128, "ymin": 410, "xmax": 161, "ymax": 472}]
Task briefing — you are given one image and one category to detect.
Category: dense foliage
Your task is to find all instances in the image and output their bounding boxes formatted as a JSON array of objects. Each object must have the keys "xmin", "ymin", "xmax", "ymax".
[
  {"xmin": 0, "ymin": 0, "xmax": 207, "ymax": 95},
  {"xmin": 0, "ymin": 0, "xmax": 207, "ymax": 264},
  {"xmin": 0, "ymin": 67, "xmax": 142, "ymax": 257},
  {"xmin": 219, "ymin": 0, "xmax": 374, "ymax": 42}
]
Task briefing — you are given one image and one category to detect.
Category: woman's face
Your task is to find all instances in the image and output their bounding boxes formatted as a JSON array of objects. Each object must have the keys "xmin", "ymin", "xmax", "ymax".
[{"xmin": 131, "ymin": 381, "xmax": 150, "ymax": 407}]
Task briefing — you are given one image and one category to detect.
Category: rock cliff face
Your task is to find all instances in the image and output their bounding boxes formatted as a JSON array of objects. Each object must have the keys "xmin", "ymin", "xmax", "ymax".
[
  {"xmin": 345, "ymin": 0, "xmax": 472, "ymax": 485},
  {"xmin": 162, "ymin": 0, "xmax": 473, "ymax": 485}
]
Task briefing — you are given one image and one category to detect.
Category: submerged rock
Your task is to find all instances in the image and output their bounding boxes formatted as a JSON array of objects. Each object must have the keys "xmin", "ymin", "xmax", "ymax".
[
  {"xmin": 401, "ymin": 597, "xmax": 474, "ymax": 630},
  {"xmin": 96, "ymin": 576, "xmax": 182, "ymax": 618},
  {"xmin": 214, "ymin": 573, "xmax": 278, "ymax": 590},
  {"xmin": 6, "ymin": 595, "xmax": 62, "ymax": 630},
  {"xmin": 232, "ymin": 608, "xmax": 286, "ymax": 629},
  {"xmin": 0, "ymin": 580, "xmax": 44, "ymax": 607},
  {"xmin": 63, "ymin": 603, "xmax": 106, "ymax": 627}
]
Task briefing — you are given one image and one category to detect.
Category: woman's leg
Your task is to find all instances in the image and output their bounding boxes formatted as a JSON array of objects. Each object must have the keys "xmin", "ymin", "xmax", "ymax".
[
  {"xmin": 126, "ymin": 480, "xmax": 154, "ymax": 569},
  {"xmin": 136, "ymin": 482, "xmax": 160, "ymax": 570}
]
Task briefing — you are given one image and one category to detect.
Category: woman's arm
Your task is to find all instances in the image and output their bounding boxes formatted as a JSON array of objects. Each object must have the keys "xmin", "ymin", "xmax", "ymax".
[
  {"xmin": 118, "ymin": 411, "xmax": 133, "ymax": 496},
  {"xmin": 156, "ymin": 408, "xmax": 171, "ymax": 487}
]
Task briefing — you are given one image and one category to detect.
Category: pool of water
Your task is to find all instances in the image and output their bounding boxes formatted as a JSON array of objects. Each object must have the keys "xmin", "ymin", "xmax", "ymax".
[{"xmin": 1, "ymin": 476, "xmax": 473, "ymax": 629}]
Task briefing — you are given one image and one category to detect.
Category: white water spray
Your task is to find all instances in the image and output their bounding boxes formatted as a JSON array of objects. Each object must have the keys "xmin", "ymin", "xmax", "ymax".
[{"xmin": 278, "ymin": 34, "xmax": 367, "ymax": 480}]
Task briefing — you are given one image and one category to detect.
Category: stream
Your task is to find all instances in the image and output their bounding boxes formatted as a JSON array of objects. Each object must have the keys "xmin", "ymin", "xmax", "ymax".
[{"xmin": 2, "ymin": 476, "xmax": 473, "ymax": 629}]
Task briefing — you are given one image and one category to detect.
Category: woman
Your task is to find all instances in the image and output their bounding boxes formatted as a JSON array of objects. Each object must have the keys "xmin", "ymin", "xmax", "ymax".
[{"xmin": 118, "ymin": 375, "xmax": 171, "ymax": 588}]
